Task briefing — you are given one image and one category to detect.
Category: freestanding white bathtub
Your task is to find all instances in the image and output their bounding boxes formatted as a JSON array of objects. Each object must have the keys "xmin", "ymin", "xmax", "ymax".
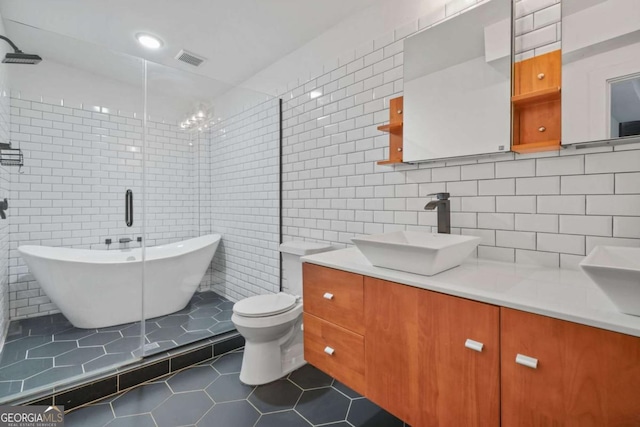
[{"xmin": 18, "ymin": 234, "xmax": 221, "ymax": 329}]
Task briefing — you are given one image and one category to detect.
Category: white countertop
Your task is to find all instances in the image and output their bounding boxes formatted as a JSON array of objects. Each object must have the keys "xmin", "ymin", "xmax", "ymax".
[{"xmin": 302, "ymin": 248, "xmax": 640, "ymax": 338}]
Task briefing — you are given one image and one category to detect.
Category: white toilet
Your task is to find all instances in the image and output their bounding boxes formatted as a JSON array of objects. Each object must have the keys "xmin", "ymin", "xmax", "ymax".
[{"xmin": 231, "ymin": 241, "xmax": 333, "ymax": 385}]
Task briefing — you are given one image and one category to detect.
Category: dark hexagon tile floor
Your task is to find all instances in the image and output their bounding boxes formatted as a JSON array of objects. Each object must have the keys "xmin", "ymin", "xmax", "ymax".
[
  {"xmin": 67, "ymin": 349, "xmax": 409, "ymax": 427},
  {"xmin": 0, "ymin": 291, "xmax": 233, "ymax": 400}
]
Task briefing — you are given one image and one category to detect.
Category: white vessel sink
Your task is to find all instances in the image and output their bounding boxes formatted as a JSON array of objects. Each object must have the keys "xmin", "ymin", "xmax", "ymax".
[
  {"xmin": 580, "ymin": 246, "xmax": 640, "ymax": 316},
  {"xmin": 351, "ymin": 231, "xmax": 481, "ymax": 276}
]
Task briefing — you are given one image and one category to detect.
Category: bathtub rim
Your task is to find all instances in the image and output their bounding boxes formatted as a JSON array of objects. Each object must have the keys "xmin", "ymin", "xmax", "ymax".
[{"xmin": 17, "ymin": 234, "xmax": 221, "ymax": 264}]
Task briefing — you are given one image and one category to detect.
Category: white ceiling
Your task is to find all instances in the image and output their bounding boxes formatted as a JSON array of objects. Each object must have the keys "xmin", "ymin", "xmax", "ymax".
[
  {"xmin": 3, "ymin": 19, "xmax": 236, "ymax": 115},
  {"xmin": 0, "ymin": 0, "xmax": 376, "ymax": 89}
]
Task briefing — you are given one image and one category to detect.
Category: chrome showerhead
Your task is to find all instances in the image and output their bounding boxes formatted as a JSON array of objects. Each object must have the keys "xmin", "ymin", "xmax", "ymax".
[{"xmin": 0, "ymin": 35, "xmax": 41, "ymax": 65}]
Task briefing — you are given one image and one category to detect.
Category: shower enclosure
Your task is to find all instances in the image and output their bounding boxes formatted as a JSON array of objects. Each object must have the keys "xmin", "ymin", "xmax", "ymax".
[{"xmin": 0, "ymin": 20, "xmax": 280, "ymax": 404}]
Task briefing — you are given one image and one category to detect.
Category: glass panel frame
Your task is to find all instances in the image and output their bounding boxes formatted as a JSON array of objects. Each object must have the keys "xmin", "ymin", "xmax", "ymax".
[{"xmin": 0, "ymin": 21, "xmax": 147, "ymax": 404}]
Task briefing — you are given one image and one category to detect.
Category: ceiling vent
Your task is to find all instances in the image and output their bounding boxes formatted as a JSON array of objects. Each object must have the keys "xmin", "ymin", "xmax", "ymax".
[{"xmin": 175, "ymin": 49, "xmax": 206, "ymax": 67}]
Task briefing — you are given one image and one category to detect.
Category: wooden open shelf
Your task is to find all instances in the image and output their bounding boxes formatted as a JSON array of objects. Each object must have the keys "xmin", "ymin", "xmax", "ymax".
[
  {"xmin": 377, "ymin": 123, "xmax": 403, "ymax": 132},
  {"xmin": 512, "ymin": 50, "xmax": 562, "ymax": 153},
  {"xmin": 376, "ymin": 96, "xmax": 404, "ymax": 165},
  {"xmin": 512, "ymin": 139, "xmax": 561, "ymax": 153},
  {"xmin": 377, "ymin": 159, "xmax": 403, "ymax": 165},
  {"xmin": 511, "ymin": 87, "xmax": 561, "ymax": 107}
]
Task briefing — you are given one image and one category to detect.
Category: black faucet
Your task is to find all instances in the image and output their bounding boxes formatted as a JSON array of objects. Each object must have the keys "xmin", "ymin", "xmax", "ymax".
[{"xmin": 424, "ymin": 193, "xmax": 451, "ymax": 234}]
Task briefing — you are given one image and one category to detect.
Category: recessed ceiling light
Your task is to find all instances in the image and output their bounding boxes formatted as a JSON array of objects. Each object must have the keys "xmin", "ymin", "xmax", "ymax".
[{"xmin": 136, "ymin": 33, "xmax": 163, "ymax": 49}]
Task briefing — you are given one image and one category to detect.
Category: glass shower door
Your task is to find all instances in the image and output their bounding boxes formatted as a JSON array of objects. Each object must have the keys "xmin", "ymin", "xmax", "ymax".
[
  {"xmin": 142, "ymin": 61, "xmax": 281, "ymax": 355},
  {"xmin": 0, "ymin": 22, "xmax": 146, "ymax": 403},
  {"xmin": 140, "ymin": 61, "xmax": 228, "ymax": 355}
]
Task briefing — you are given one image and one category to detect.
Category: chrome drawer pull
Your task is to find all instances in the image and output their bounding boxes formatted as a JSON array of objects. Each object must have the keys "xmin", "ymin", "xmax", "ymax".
[
  {"xmin": 465, "ymin": 339, "xmax": 483, "ymax": 352},
  {"xmin": 324, "ymin": 346, "xmax": 335, "ymax": 356},
  {"xmin": 323, "ymin": 292, "xmax": 334, "ymax": 300},
  {"xmin": 515, "ymin": 354, "xmax": 538, "ymax": 369}
]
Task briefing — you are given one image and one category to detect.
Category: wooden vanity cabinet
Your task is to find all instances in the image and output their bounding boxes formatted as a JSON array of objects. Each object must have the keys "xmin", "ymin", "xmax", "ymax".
[
  {"xmin": 303, "ymin": 264, "xmax": 640, "ymax": 426},
  {"xmin": 302, "ymin": 264, "xmax": 366, "ymax": 394},
  {"xmin": 302, "ymin": 266, "xmax": 499, "ymax": 426},
  {"xmin": 364, "ymin": 277, "xmax": 500, "ymax": 427},
  {"xmin": 501, "ymin": 308, "xmax": 640, "ymax": 427},
  {"xmin": 363, "ymin": 277, "xmax": 422, "ymax": 424}
]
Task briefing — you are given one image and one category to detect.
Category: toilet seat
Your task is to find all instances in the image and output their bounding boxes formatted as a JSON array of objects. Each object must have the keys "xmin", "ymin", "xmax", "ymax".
[{"xmin": 233, "ymin": 293, "xmax": 297, "ymax": 318}]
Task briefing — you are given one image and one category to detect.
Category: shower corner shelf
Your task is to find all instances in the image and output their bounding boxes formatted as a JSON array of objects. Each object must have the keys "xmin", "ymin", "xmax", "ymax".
[{"xmin": 0, "ymin": 143, "xmax": 24, "ymax": 167}]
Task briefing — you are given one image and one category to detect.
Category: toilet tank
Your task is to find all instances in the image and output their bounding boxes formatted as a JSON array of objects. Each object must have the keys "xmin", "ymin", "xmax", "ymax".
[{"xmin": 280, "ymin": 241, "xmax": 333, "ymax": 296}]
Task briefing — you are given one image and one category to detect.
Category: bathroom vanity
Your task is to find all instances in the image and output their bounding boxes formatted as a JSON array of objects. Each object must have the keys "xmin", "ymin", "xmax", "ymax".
[{"xmin": 302, "ymin": 249, "xmax": 640, "ymax": 427}]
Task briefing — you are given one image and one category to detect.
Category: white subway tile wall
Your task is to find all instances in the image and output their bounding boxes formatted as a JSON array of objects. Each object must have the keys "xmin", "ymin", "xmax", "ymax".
[
  {"xmin": 7, "ymin": 92, "xmax": 280, "ymax": 320},
  {"xmin": 8, "ymin": 98, "xmax": 201, "ymax": 319},
  {"xmin": 207, "ymin": 99, "xmax": 281, "ymax": 301},
  {"xmin": 514, "ymin": 0, "xmax": 561, "ymax": 59},
  {"xmin": 278, "ymin": 0, "xmax": 640, "ymax": 288}
]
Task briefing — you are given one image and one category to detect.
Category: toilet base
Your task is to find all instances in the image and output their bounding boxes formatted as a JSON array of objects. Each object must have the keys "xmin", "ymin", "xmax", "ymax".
[
  {"xmin": 232, "ymin": 303, "xmax": 306, "ymax": 386},
  {"xmin": 239, "ymin": 340, "xmax": 306, "ymax": 385},
  {"xmin": 240, "ymin": 342, "xmax": 306, "ymax": 386}
]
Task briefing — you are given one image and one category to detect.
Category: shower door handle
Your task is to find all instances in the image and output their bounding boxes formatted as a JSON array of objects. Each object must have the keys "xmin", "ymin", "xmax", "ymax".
[{"xmin": 125, "ymin": 190, "xmax": 133, "ymax": 227}]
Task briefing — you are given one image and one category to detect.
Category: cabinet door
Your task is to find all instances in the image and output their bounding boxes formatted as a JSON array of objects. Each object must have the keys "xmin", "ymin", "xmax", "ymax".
[
  {"xmin": 364, "ymin": 277, "xmax": 421, "ymax": 425},
  {"xmin": 418, "ymin": 291, "xmax": 500, "ymax": 427},
  {"xmin": 364, "ymin": 277, "xmax": 500, "ymax": 427},
  {"xmin": 501, "ymin": 308, "xmax": 640, "ymax": 426}
]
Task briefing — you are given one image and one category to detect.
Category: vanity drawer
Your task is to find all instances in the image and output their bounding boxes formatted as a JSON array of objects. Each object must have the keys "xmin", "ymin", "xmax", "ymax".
[
  {"xmin": 303, "ymin": 313, "xmax": 365, "ymax": 395},
  {"xmin": 514, "ymin": 50, "xmax": 561, "ymax": 95},
  {"xmin": 303, "ymin": 264, "xmax": 364, "ymax": 334}
]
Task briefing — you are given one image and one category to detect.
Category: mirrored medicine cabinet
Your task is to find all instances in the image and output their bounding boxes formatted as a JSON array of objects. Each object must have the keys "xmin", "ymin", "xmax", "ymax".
[
  {"xmin": 403, "ymin": 0, "xmax": 512, "ymax": 162},
  {"xmin": 398, "ymin": 0, "xmax": 640, "ymax": 164},
  {"xmin": 562, "ymin": 0, "xmax": 640, "ymax": 145}
]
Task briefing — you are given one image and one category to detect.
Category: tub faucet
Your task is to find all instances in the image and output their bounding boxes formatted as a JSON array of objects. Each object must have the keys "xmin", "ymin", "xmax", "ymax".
[
  {"xmin": 119, "ymin": 237, "xmax": 132, "ymax": 244},
  {"xmin": 424, "ymin": 192, "xmax": 451, "ymax": 234}
]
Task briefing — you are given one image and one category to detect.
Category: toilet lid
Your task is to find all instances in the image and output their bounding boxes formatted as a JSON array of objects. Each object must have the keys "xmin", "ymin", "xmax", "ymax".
[{"xmin": 233, "ymin": 293, "xmax": 298, "ymax": 318}]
